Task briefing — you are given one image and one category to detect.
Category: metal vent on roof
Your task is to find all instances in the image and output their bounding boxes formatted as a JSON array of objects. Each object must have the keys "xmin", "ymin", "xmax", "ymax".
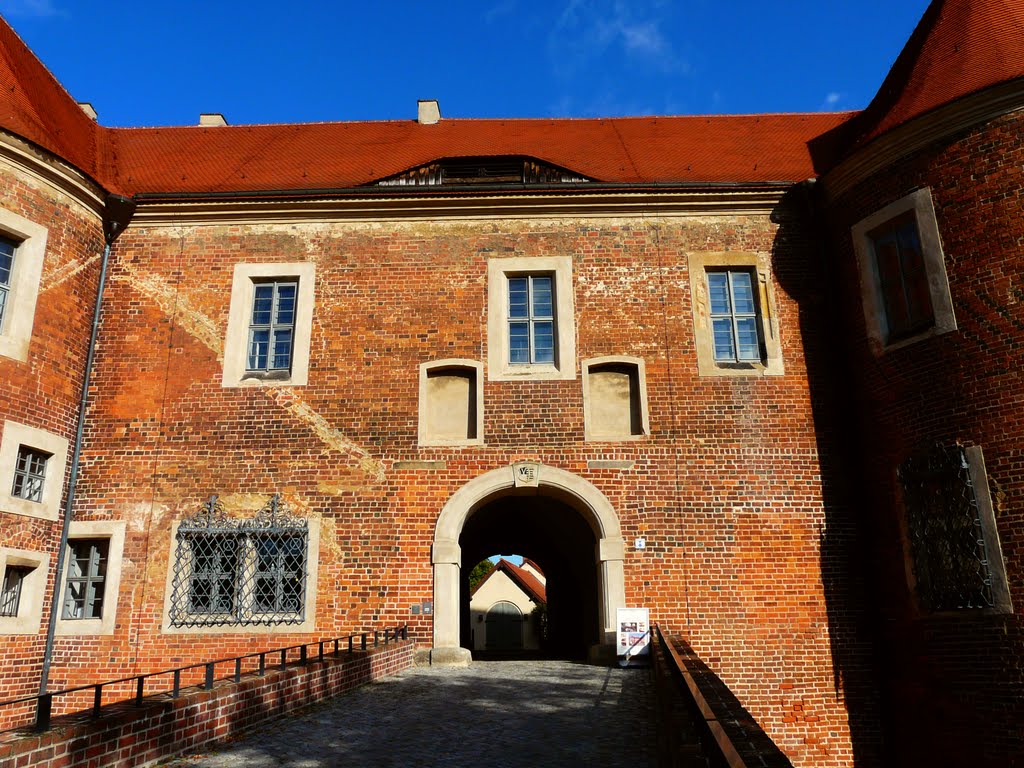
[{"xmin": 376, "ymin": 156, "xmax": 589, "ymax": 187}]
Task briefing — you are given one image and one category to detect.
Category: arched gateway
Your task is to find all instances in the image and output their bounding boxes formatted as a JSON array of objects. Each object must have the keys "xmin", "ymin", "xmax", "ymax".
[{"xmin": 431, "ymin": 463, "xmax": 626, "ymax": 665}]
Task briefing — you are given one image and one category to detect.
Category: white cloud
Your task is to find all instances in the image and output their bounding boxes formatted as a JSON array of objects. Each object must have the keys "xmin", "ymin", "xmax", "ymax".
[
  {"xmin": 820, "ymin": 91, "xmax": 843, "ymax": 110},
  {"xmin": 0, "ymin": 0, "xmax": 64, "ymax": 17}
]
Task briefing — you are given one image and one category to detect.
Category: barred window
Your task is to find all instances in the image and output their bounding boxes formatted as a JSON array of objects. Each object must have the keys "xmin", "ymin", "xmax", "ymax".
[
  {"xmin": 169, "ymin": 495, "xmax": 309, "ymax": 628},
  {"xmin": 898, "ymin": 445, "xmax": 1010, "ymax": 613},
  {"xmin": 0, "ymin": 565, "xmax": 29, "ymax": 618},
  {"xmin": 12, "ymin": 446, "xmax": 49, "ymax": 503},
  {"xmin": 62, "ymin": 539, "xmax": 108, "ymax": 620}
]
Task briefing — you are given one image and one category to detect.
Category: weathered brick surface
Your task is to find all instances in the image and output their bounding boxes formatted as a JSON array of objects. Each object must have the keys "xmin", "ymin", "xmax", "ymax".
[
  {"xmin": 824, "ymin": 109, "xmax": 1024, "ymax": 767},
  {"xmin": 0, "ymin": 207, "xmax": 865, "ymax": 767},
  {"xmin": 0, "ymin": 159, "xmax": 103, "ymax": 710},
  {"xmin": 0, "ymin": 640, "xmax": 414, "ymax": 768}
]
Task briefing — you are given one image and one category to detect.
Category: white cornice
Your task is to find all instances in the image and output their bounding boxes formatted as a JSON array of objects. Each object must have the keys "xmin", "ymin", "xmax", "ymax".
[
  {"xmin": 0, "ymin": 131, "xmax": 105, "ymax": 218},
  {"xmin": 822, "ymin": 78, "xmax": 1024, "ymax": 201},
  {"xmin": 127, "ymin": 187, "xmax": 793, "ymax": 227}
]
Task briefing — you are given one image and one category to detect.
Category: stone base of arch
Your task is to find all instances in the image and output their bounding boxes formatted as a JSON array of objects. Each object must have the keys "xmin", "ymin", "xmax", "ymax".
[{"xmin": 430, "ymin": 464, "xmax": 626, "ymax": 666}]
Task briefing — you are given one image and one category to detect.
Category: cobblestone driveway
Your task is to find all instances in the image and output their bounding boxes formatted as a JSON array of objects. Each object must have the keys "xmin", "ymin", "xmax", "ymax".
[{"xmin": 164, "ymin": 659, "xmax": 655, "ymax": 768}]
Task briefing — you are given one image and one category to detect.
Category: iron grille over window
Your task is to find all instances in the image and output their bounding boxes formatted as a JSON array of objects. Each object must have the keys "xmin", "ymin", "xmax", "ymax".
[
  {"xmin": 247, "ymin": 281, "xmax": 297, "ymax": 373},
  {"xmin": 62, "ymin": 539, "xmax": 108, "ymax": 619},
  {"xmin": 12, "ymin": 445, "xmax": 48, "ymax": 502},
  {"xmin": 0, "ymin": 236, "xmax": 15, "ymax": 331},
  {"xmin": 168, "ymin": 494, "xmax": 309, "ymax": 628},
  {"xmin": 707, "ymin": 270, "xmax": 762, "ymax": 363},
  {"xmin": 1, "ymin": 565, "xmax": 29, "ymax": 617},
  {"xmin": 898, "ymin": 445, "xmax": 995, "ymax": 612}
]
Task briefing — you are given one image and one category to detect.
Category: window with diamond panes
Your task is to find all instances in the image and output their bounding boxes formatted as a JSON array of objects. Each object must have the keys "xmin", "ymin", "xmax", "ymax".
[
  {"xmin": 169, "ymin": 495, "xmax": 309, "ymax": 628},
  {"xmin": 0, "ymin": 236, "xmax": 15, "ymax": 332},
  {"xmin": 247, "ymin": 280, "xmax": 297, "ymax": 373},
  {"xmin": 708, "ymin": 270, "xmax": 762, "ymax": 363},
  {"xmin": 508, "ymin": 274, "xmax": 555, "ymax": 365},
  {"xmin": 0, "ymin": 565, "xmax": 29, "ymax": 617},
  {"xmin": 62, "ymin": 539, "xmax": 108, "ymax": 620},
  {"xmin": 12, "ymin": 446, "xmax": 48, "ymax": 503},
  {"xmin": 871, "ymin": 212, "xmax": 934, "ymax": 341}
]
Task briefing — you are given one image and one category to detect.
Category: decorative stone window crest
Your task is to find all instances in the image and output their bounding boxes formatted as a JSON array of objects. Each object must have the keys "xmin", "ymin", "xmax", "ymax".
[{"xmin": 168, "ymin": 494, "xmax": 310, "ymax": 629}]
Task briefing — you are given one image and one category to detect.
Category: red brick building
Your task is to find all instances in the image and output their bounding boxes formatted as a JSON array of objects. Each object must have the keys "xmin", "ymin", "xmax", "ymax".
[{"xmin": 0, "ymin": 1, "xmax": 1022, "ymax": 765}]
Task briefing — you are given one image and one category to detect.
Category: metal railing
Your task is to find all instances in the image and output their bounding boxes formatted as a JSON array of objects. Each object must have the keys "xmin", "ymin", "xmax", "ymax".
[
  {"xmin": 1, "ymin": 624, "xmax": 408, "ymax": 732},
  {"xmin": 653, "ymin": 623, "xmax": 748, "ymax": 768}
]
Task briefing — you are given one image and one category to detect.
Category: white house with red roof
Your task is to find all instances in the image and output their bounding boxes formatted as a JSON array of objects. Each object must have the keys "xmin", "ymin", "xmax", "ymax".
[{"xmin": 469, "ymin": 558, "xmax": 547, "ymax": 652}]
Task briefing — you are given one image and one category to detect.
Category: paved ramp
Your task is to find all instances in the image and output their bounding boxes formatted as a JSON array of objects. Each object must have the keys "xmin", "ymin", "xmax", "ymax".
[{"xmin": 166, "ymin": 659, "xmax": 655, "ymax": 767}]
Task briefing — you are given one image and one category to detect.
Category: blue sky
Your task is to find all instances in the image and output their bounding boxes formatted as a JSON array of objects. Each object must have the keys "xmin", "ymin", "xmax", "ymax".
[{"xmin": 1, "ymin": 1, "xmax": 930, "ymax": 126}]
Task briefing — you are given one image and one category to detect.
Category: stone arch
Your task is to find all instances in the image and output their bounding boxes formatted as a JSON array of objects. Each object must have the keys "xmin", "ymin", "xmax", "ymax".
[{"xmin": 431, "ymin": 464, "xmax": 626, "ymax": 665}]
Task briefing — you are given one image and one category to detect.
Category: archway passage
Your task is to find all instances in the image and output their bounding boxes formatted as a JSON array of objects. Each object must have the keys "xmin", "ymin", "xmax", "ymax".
[{"xmin": 460, "ymin": 494, "xmax": 599, "ymax": 659}]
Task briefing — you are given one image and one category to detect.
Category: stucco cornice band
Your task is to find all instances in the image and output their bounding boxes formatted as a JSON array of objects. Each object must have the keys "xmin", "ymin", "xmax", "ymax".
[{"xmin": 0, "ymin": 131, "xmax": 105, "ymax": 217}]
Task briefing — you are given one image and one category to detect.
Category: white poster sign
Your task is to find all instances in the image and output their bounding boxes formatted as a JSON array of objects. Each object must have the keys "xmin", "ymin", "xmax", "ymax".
[{"xmin": 616, "ymin": 607, "xmax": 650, "ymax": 658}]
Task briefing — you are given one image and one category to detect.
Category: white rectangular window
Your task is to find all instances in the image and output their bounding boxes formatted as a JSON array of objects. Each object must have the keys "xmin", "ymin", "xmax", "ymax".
[
  {"xmin": 12, "ymin": 445, "xmax": 48, "ymax": 503},
  {"xmin": 508, "ymin": 274, "xmax": 555, "ymax": 365},
  {"xmin": 708, "ymin": 270, "xmax": 762, "ymax": 363},
  {"xmin": 0, "ymin": 236, "xmax": 16, "ymax": 332},
  {"xmin": 247, "ymin": 280, "xmax": 297, "ymax": 373},
  {"xmin": 62, "ymin": 539, "xmax": 109, "ymax": 620}
]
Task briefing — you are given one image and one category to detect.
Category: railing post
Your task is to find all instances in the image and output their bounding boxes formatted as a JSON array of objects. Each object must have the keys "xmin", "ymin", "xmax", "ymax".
[
  {"xmin": 204, "ymin": 662, "xmax": 215, "ymax": 690},
  {"xmin": 318, "ymin": 641, "xmax": 325, "ymax": 663},
  {"xmin": 348, "ymin": 635, "xmax": 354, "ymax": 654},
  {"xmin": 92, "ymin": 685, "xmax": 103, "ymax": 716},
  {"xmin": 402, "ymin": 624, "xmax": 408, "ymax": 640},
  {"xmin": 135, "ymin": 677, "xmax": 145, "ymax": 705},
  {"xmin": 374, "ymin": 630, "xmax": 379, "ymax": 647},
  {"xmin": 300, "ymin": 645, "xmax": 308, "ymax": 666},
  {"xmin": 35, "ymin": 694, "xmax": 52, "ymax": 731},
  {"xmin": 258, "ymin": 653, "xmax": 266, "ymax": 677},
  {"xmin": 361, "ymin": 633, "xmax": 367, "ymax": 651},
  {"xmin": 384, "ymin": 628, "xmax": 390, "ymax": 645},
  {"xmin": 234, "ymin": 658, "xmax": 242, "ymax": 683},
  {"xmin": 280, "ymin": 649, "xmax": 287, "ymax": 671},
  {"xmin": 173, "ymin": 670, "xmax": 181, "ymax": 698},
  {"xmin": 333, "ymin": 638, "xmax": 340, "ymax": 657}
]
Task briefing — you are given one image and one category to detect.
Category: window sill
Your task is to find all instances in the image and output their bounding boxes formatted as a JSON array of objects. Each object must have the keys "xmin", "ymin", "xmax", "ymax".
[{"xmin": 489, "ymin": 363, "xmax": 575, "ymax": 382}]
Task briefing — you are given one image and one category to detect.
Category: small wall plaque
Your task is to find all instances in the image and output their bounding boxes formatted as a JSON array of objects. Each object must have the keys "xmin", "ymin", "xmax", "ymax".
[{"xmin": 512, "ymin": 462, "xmax": 540, "ymax": 487}]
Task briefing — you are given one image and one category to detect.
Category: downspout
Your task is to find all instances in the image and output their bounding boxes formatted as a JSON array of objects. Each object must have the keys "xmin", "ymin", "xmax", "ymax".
[{"xmin": 38, "ymin": 193, "xmax": 136, "ymax": 695}]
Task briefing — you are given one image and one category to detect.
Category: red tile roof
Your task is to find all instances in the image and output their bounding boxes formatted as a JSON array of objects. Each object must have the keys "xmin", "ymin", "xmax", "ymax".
[
  {"xmin": 845, "ymin": 0, "xmax": 1024, "ymax": 150},
  {"xmin": 471, "ymin": 559, "xmax": 547, "ymax": 605},
  {"xmin": 1, "ymin": 1, "xmax": 1021, "ymax": 196}
]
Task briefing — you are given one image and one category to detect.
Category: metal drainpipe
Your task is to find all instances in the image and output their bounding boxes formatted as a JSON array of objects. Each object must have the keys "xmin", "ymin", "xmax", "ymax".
[{"xmin": 38, "ymin": 194, "xmax": 136, "ymax": 696}]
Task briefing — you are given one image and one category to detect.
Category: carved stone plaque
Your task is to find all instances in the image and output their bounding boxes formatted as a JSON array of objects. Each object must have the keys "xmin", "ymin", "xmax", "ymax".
[{"xmin": 512, "ymin": 462, "xmax": 540, "ymax": 487}]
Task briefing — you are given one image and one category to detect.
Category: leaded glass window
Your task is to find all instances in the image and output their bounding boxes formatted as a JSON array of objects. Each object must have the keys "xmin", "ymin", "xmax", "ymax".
[
  {"xmin": 0, "ymin": 236, "xmax": 15, "ymax": 331},
  {"xmin": 508, "ymin": 274, "xmax": 555, "ymax": 365},
  {"xmin": 168, "ymin": 495, "xmax": 309, "ymax": 628},
  {"xmin": 247, "ymin": 281, "xmax": 297, "ymax": 372},
  {"xmin": 871, "ymin": 212, "xmax": 934, "ymax": 341},
  {"xmin": 62, "ymin": 539, "xmax": 108, "ymax": 620},
  {"xmin": 12, "ymin": 446, "xmax": 48, "ymax": 503},
  {"xmin": 707, "ymin": 270, "xmax": 762, "ymax": 363}
]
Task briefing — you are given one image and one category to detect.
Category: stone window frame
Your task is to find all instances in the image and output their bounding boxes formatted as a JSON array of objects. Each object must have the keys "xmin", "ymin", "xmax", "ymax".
[
  {"xmin": 581, "ymin": 355, "xmax": 650, "ymax": 441},
  {"xmin": 222, "ymin": 263, "xmax": 316, "ymax": 388},
  {"xmin": 160, "ymin": 515, "xmax": 321, "ymax": 635},
  {"xmin": 0, "ymin": 207, "xmax": 47, "ymax": 363},
  {"xmin": 55, "ymin": 520, "xmax": 126, "ymax": 636},
  {"xmin": 851, "ymin": 187, "xmax": 957, "ymax": 353},
  {"xmin": 688, "ymin": 251, "xmax": 783, "ymax": 377},
  {"xmin": 0, "ymin": 421, "xmax": 69, "ymax": 522},
  {"xmin": 487, "ymin": 256, "xmax": 576, "ymax": 381},
  {"xmin": 418, "ymin": 359, "xmax": 485, "ymax": 447},
  {"xmin": 0, "ymin": 547, "xmax": 48, "ymax": 635}
]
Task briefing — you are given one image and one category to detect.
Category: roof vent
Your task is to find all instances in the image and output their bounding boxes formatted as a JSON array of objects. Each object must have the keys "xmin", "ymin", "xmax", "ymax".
[
  {"xmin": 77, "ymin": 102, "xmax": 97, "ymax": 121},
  {"xmin": 417, "ymin": 100, "xmax": 440, "ymax": 125},
  {"xmin": 199, "ymin": 113, "xmax": 228, "ymax": 127}
]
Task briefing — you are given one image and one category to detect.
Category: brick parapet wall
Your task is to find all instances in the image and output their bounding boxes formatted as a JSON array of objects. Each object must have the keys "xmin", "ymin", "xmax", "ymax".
[
  {"xmin": 0, "ymin": 639, "xmax": 415, "ymax": 768},
  {"xmin": 823, "ymin": 108, "xmax": 1024, "ymax": 766}
]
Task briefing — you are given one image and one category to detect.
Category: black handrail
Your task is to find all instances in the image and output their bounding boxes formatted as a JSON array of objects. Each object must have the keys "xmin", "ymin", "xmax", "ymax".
[
  {"xmin": 0, "ymin": 624, "xmax": 409, "ymax": 732},
  {"xmin": 653, "ymin": 623, "xmax": 747, "ymax": 768}
]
